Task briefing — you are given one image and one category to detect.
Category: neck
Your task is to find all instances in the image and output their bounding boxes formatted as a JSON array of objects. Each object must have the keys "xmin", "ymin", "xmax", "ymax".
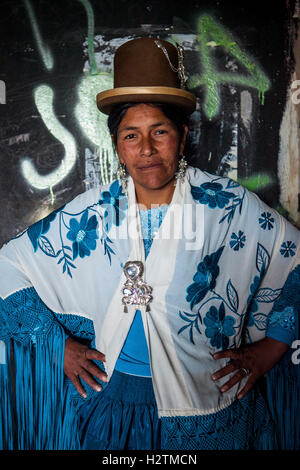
[{"xmin": 134, "ymin": 179, "xmax": 176, "ymax": 210}]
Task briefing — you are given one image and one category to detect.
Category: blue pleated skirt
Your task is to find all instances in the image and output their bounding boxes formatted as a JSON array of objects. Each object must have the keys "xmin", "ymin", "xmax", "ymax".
[
  {"xmin": 77, "ymin": 370, "xmax": 276, "ymax": 451},
  {"xmin": 78, "ymin": 370, "xmax": 161, "ymax": 450}
]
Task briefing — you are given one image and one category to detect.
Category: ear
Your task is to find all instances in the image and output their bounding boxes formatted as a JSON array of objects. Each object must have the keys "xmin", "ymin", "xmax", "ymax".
[{"xmin": 179, "ymin": 124, "xmax": 188, "ymax": 156}]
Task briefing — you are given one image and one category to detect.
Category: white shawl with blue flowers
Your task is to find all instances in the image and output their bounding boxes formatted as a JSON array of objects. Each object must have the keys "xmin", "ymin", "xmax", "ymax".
[{"xmin": 0, "ymin": 166, "xmax": 299, "ymax": 421}]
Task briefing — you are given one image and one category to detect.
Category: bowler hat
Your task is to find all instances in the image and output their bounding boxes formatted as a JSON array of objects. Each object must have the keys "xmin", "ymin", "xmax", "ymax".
[{"xmin": 96, "ymin": 37, "xmax": 196, "ymax": 115}]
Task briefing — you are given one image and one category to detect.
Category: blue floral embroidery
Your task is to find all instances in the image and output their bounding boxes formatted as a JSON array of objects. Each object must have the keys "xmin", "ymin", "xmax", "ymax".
[
  {"xmin": 247, "ymin": 275, "xmax": 261, "ymax": 313},
  {"xmin": 27, "ymin": 205, "xmax": 65, "ymax": 252},
  {"xmin": 191, "ymin": 179, "xmax": 246, "ymax": 225},
  {"xmin": 191, "ymin": 182, "xmax": 236, "ymax": 209},
  {"xmin": 258, "ymin": 212, "xmax": 274, "ymax": 230},
  {"xmin": 246, "ymin": 275, "xmax": 268, "ymax": 331},
  {"xmin": 203, "ymin": 302, "xmax": 236, "ymax": 349},
  {"xmin": 177, "ymin": 311, "xmax": 203, "ymax": 345},
  {"xmin": 186, "ymin": 246, "xmax": 224, "ymax": 309},
  {"xmin": 181, "ymin": 246, "xmax": 241, "ymax": 348},
  {"xmin": 66, "ymin": 211, "xmax": 98, "ymax": 260},
  {"xmin": 280, "ymin": 241, "xmax": 296, "ymax": 258},
  {"xmin": 229, "ymin": 231, "xmax": 246, "ymax": 251},
  {"xmin": 245, "ymin": 243, "xmax": 281, "ymax": 340},
  {"xmin": 98, "ymin": 180, "xmax": 127, "ymax": 232},
  {"xmin": 26, "ymin": 180, "xmax": 127, "ymax": 277}
]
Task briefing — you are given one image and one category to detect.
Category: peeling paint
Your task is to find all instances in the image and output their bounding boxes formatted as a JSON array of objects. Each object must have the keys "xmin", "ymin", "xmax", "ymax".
[
  {"xmin": 240, "ymin": 90, "xmax": 253, "ymax": 133},
  {"xmin": 278, "ymin": 72, "xmax": 300, "ymax": 224}
]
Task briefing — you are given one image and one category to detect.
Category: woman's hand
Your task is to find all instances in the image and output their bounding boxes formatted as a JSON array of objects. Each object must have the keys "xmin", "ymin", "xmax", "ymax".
[
  {"xmin": 211, "ymin": 337, "xmax": 289, "ymax": 400},
  {"xmin": 63, "ymin": 337, "xmax": 108, "ymax": 398}
]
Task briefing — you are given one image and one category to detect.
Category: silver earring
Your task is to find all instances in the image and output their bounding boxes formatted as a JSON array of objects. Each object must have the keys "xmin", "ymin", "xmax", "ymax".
[
  {"xmin": 174, "ymin": 156, "xmax": 187, "ymax": 185},
  {"xmin": 117, "ymin": 162, "xmax": 128, "ymax": 195}
]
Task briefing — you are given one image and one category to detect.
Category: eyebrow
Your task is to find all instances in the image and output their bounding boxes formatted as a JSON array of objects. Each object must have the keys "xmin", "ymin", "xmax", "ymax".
[{"xmin": 118, "ymin": 121, "xmax": 167, "ymax": 133}]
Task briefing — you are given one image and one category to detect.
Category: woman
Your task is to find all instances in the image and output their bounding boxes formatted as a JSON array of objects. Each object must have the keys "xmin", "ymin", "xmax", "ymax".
[{"xmin": 0, "ymin": 38, "xmax": 299, "ymax": 450}]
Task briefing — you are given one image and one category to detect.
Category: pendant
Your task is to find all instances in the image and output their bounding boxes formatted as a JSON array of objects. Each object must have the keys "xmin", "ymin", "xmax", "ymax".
[{"xmin": 122, "ymin": 261, "xmax": 153, "ymax": 312}]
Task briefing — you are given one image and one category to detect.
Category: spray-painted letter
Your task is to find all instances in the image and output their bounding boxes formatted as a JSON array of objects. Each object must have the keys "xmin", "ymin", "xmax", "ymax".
[
  {"xmin": 188, "ymin": 15, "xmax": 270, "ymax": 119},
  {"xmin": 21, "ymin": 85, "xmax": 77, "ymax": 193}
]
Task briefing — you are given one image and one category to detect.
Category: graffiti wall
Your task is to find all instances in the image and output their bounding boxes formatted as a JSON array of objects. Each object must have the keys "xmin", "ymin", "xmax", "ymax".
[{"xmin": 0, "ymin": 0, "xmax": 299, "ymax": 246}]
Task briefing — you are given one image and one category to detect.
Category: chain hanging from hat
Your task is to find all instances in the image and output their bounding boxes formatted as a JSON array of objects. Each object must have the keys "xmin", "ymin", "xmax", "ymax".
[
  {"xmin": 154, "ymin": 40, "xmax": 187, "ymax": 89},
  {"xmin": 154, "ymin": 40, "xmax": 188, "ymax": 186}
]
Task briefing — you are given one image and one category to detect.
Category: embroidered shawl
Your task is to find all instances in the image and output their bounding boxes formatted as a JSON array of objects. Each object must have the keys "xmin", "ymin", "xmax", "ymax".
[{"xmin": 0, "ymin": 166, "xmax": 299, "ymax": 449}]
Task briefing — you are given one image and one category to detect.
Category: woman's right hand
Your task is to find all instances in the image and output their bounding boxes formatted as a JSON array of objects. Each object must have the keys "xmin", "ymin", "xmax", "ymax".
[{"xmin": 63, "ymin": 337, "xmax": 108, "ymax": 398}]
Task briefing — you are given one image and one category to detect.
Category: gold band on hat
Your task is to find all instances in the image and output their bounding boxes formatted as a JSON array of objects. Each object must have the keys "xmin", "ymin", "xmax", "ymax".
[{"xmin": 97, "ymin": 86, "xmax": 196, "ymax": 115}]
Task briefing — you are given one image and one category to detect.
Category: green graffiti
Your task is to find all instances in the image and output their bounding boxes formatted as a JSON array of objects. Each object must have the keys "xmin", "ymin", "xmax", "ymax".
[
  {"xmin": 77, "ymin": 0, "xmax": 98, "ymax": 75},
  {"xmin": 237, "ymin": 173, "xmax": 273, "ymax": 192},
  {"xmin": 188, "ymin": 14, "xmax": 270, "ymax": 119},
  {"xmin": 23, "ymin": 0, "xmax": 54, "ymax": 71}
]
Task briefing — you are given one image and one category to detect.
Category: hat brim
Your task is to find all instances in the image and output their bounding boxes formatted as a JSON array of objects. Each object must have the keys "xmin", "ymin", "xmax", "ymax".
[{"xmin": 96, "ymin": 86, "xmax": 196, "ymax": 115}]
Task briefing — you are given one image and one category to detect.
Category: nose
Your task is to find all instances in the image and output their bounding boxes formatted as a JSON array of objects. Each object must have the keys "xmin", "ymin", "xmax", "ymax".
[{"xmin": 140, "ymin": 135, "xmax": 154, "ymax": 157}]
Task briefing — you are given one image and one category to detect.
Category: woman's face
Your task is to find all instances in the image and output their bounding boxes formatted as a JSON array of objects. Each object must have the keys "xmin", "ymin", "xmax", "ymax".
[{"xmin": 114, "ymin": 103, "xmax": 188, "ymax": 194}]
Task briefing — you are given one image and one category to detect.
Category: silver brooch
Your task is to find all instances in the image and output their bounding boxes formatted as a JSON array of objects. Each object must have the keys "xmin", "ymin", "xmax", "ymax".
[{"xmin": 122, "ymin": 261, "xmax": 153, "ymax": 313}]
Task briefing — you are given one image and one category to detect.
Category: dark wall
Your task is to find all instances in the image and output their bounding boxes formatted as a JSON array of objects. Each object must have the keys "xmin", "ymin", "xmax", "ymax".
[{"xmin": 0, "ymin": 0, "xmax": 297, "ymax": 245}]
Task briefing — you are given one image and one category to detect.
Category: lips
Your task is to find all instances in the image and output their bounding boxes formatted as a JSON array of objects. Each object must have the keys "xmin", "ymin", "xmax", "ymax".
[{"xmin": 137, "ymin": 163, "xmax": 162, "ymax": 170}]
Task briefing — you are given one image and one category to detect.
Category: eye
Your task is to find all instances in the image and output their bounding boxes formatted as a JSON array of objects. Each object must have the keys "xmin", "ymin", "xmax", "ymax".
[
  {"xmin": 155, "ymin": 129, "xmax": 167, "ymax": 135},
  {"xmin": 124, "ymin": 133, "xmax": 136, "ymax": 140}
]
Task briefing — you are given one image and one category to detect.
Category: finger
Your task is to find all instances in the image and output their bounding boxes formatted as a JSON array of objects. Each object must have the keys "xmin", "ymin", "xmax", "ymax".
[
  {"xmin": 79, "ymin": 368, "xmax": 103, "ymax": 393},
  {"xmin": 84, "ymin": 361, "xmax": 108, "ymax": 383},
  {"xmin": 86, "ymin": 349, "xmax": 106, "ymax": 363},
  {"xmin": 70, "ymin": 375, "xmax": 87, "ymax": 399},
  {"xmin": 211, "ymin": 361, "xmax": 237, "ymax": 381},
  {"xmin": 237, "ymin": 377, "xmax": 256, "ymax": 400},
  {"xmin": 219, "ymin": 369, "xmax": 249, "ymax": 393},
  {"xmin": 213, "ymin": 349, "xmax": 239, "ymax": 361}
]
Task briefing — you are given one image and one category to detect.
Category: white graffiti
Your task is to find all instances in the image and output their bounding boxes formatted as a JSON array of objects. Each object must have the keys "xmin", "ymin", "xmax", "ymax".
[
  {"xmin": 0, "ymin": 80, "xmax": 6, "ymax": 104},
  {"xmin": 21, "ymin": 84, "xmax": 77, "ymax": 190},
  {"xmin": 75, "ymin": 72, "xmax": 116, "ymax": 185}
]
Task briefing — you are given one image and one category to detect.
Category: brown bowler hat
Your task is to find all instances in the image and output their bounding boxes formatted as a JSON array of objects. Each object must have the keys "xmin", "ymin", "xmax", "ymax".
[{"xmin": 96, "ymin": 37, "xmax": 196, "ymax": 115}]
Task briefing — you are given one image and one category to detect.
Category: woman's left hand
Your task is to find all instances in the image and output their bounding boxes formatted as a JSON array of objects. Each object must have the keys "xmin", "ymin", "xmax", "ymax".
[{"xmin": 211, "ymin": 336, "xmax": 289, "ymax": 400}]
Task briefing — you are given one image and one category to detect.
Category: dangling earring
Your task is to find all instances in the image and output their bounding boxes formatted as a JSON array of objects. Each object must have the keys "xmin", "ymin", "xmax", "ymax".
[
  {"xmin": 174, "ymin": 155, "xmax": 187, "ymax": 185},
  {"xmin": 117, "ymin": 162, "xmax": 128, "ymax": 195}
]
